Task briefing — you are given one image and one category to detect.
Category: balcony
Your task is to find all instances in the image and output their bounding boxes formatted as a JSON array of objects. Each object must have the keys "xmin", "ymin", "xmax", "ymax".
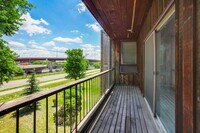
[
  {"xmin": 84, "ymin": 85, "xmax": 158, "ymax": 133},
  {"xmin": 0, "ymin": 69, "xmax": 158, "ymax": 133}
]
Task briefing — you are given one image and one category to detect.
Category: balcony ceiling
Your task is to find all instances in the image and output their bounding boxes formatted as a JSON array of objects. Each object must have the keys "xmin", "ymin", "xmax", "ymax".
[{"xmin": 82, "ymin": 0, "xmax": 152, "ymax": 40}]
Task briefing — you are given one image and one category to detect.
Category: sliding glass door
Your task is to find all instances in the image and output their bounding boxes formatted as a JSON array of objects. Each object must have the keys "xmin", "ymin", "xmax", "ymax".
[
  {"xmin": 145, "ymin": 32, "xmax": 155, "ymax": 113},
  {"xmin": 155, "ymin": 13, "xmax": 175, "ymax": 133}
]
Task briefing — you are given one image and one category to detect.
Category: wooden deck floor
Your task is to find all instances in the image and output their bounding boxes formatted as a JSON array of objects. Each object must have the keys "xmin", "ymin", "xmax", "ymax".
[{"xmin": 86, "ymin": 85, "xmax": 159, "ymax": 133}]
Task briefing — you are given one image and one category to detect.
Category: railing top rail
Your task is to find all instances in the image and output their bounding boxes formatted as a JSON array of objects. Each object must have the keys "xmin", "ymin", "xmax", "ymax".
[{"xmin": 0, "ymin": 69, "xmax": 114, "ymax": 116}]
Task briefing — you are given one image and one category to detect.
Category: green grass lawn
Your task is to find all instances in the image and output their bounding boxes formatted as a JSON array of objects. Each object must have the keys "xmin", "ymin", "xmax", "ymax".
[{"xmin": 0, "ymin": 72, "xmax": 102, "ymax": 133}]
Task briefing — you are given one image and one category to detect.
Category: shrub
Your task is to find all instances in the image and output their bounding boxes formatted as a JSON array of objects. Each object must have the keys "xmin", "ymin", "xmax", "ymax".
[{"xmin": 53, "ymin": 86, "xmax": 82, "ymax": 126}]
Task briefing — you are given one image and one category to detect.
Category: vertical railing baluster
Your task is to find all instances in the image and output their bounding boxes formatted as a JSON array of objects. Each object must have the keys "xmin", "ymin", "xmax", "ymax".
[
  {"xmin": 56, "ymin": 93, "xmax": 58, "ymax": 133},
  {"xmin": 91, "ymin": 78, "xmax": 92, "ymax": 107},
  {"xmin": 94, "ymin": 78, "xmax": 96, "ymax": 104},
  {"xmin": 95, "ymin": 77, "xmax": 99, "ymax": 104},
  {"xmin": 70, "ymin": 87, "xmax": 72, "ymax": 132},
  {"xmin": 93, "ymin": 78, "xmax": 94, "ymax": 106},
  {"xmin": 80, "ymin": 83, "xmax": 82, "ymax": 121},
  {"xmin": 75, "ymin": 85, "xmax": 78, "ymax": 132},
  {"xmin": 83, "ymin": 82, "xmax": 85, "ymax": 117},
  {"xmin": 107, "ymin": 73, "xmax": 108, "ymax": 90},
  {"xmin": 16, "ymin": 109, "xmax": 19, "ymax": 133},
  {"xmin": 96, "ymin": 77, "xmax": 98, "ymax": 102},
  {"xmin": 89, "ymin": 79, "xmax": 91, "ymax": 109},
  {"xmin": 46, "ymin": 97, "xmax": 48, "ymax": 133},
  {"xmin": 101, "ymin": 74, "xmax": 103, "ymax": 95},
  {"xmin": 106, "ymin": 73, "xmax": 108, "ymax": 91},
  {"xmin": 91, "ymin": 79, "xmax": 92, "ymax": 108},
  {"xmin": 92, "ymin": 78, "xmax": 94, "ymax": 106},
  {"xmin": 64, "ymin": 90, "xmax": 66, "ymax": 133},
  {"xmin": 106, "ymin": 73, "xmax": 107, "ymax": 90},
  {"xmin": 34, "ymin": 102, "xmax": 36, "ymax": 133},
  {"xmin": 86, "ymin": 81, "xmax": 88, "ymax": 113}
]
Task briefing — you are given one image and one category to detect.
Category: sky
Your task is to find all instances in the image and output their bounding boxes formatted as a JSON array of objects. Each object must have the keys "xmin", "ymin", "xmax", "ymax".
[{"xmin": 3, "ymin": 0, "xmax": 101, "ymax": 60}]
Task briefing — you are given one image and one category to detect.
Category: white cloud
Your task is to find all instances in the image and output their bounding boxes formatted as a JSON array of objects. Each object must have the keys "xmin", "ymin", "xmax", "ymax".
[
  {"xmin": 81, "ymin": 44, "xmax": 100, "ymax": 59},
  {"xmin": 86, "ymin": 22, "xmax": 101, "ymax": 32},
  {"xmin": 13, "ymin": 49, "xmax": 66, "ymax": 58},
  {"xmin": 70, "ymin": 30, "xmax": 79, "ymax": 33},
  {"xmin": 32, "ymin": 45, "xmax": 47, "ymax": 50},
  {"xmin": 53, "ymin": 37, "xmax": 83, "ymax": 43},
  {"xmin": 15, "ymin": 49, "xmax": 50, "ymax": 57},
  {"xmin": 52, "ymin": 46, "xmax": 68, "ymax": 52},
  {"xmin": 42, "ymin": 41, "xmax": 55, "ymax": 46},
  {"xmin": 20, "ymin": 13, "xmax": 51, "ymax": 36},
  {"xmin": 28, "ymin": 40, "xmax": 37, "ymax": 45},
  {"xmin": 77, "ymin": 2, "xmax": 86, "ymax": 13},
  {"xmin": 81, "ymin": 44, "xmax": 95, "ymax": 50},
  {"xmin": 8, "ymin": 41, "xmax": 26, "ymax": 48},
  {"xmin": 40, "ymin": 18, "xmax": 49, "ymax": 25}
]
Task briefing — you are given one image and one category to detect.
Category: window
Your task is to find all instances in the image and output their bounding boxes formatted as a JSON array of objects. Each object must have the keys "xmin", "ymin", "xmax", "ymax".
[
  {"xmin": 121, "ymin": 42, "xmax": 137, "ymax": 64},
  {"xmin": 120, "ymin": 42, "xmax": 137, "ymax": 73}
]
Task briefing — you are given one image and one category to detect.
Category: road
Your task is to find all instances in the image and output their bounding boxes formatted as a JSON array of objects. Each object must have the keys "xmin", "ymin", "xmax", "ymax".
[
  {"xmin": 0, "ymin": 78, "xmax": 67, "ymax": 96},
  {"xmin": 0, "ymin": 69, "xmax": 99, "ymax": 90}
]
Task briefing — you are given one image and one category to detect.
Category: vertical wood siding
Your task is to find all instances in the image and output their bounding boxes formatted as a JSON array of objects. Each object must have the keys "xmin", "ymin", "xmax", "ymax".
[
  {"xmin": 176, "ymin": 0, "xmax": 196, "ymax": 132},
  {"xmin": 196, "ymin": 0, "xmax": 200, "ymax": 132}
]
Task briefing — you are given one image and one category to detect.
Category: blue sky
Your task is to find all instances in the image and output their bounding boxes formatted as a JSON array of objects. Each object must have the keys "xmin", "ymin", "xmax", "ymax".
[{"xmin": 3, "ymin": 0, "xmax": 101, "ymax": 59}]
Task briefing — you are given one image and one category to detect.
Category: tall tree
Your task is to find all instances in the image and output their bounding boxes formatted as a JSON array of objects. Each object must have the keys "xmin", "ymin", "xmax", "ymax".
[
  {"xmin": 23, "ymin": 72, "xmax": 40, "ymax": 110},
  {"xmin": 0, "ymin": 40, "xmax": 23, "ymax": 85},
  {"xmin": 0, "ymin": 0, "xmax": 33, "ymax": 85},
  {"xmin": 93, "ymin": 62, "xmax": 101, "ymax": 69},
  {"xmin": 0, "ymin": 0, "xmax": 33, "ymax": 36},
  {"xmin": 63, "ymin": 49, "xmax": 87, "ymax": 80}
]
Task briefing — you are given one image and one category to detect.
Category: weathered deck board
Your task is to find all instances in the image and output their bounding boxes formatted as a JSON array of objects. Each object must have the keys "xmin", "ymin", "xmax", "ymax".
[{"xmin": 87, "ymin": 85, "xmax": 159, "ymax": 133}]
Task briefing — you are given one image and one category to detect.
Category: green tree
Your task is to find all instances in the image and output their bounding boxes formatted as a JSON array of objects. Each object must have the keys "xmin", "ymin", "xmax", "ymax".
[
  {"xmin": 30, "ymin": 61, "xmax": 49, "ymax": 65},
  {"xmin": 53, "ymin": 88, "xmax": 82, "ymax": 126},
  {"xmin": 0, "ymin": 0, "xmax": 33, "ymax": 85},
  {"xmin": 23, "ymin": 72, "xmax": 40, "ymax": 110},
  {"xmin": 0, "ymin": 40, "xmax": 24, "ymax": 85},
  {"xmin": 93, "ymin": 62, "xmax": 101, "ymax": 69},
  {"xmin": 85, "ymin": 60, "xmax": 90, "ymax": 70},
  {"xmin": 0, "ymin": 0, "xmax": 33, "ymax": 36},
  {"xmin": 63, "ymin": 49, "xmax": 87, "ymax": 80}
]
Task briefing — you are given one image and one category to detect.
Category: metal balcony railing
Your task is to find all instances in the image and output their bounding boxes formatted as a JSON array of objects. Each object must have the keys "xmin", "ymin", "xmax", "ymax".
[{"xmin": 0, "ymin": 69, "xmax": 115, "ymax": 133}]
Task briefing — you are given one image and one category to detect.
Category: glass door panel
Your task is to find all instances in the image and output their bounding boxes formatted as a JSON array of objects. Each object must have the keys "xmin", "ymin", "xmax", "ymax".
[
  {"xmin": 156, "ymin": 13, "xmax": 175, "ymax": 133},
  {"xmin": 145, "ymin": 32, "xmax": 155, "ymax": 113}
]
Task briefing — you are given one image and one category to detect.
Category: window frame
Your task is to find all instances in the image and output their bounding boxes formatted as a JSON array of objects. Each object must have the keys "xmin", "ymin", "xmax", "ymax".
[{"xmin": 120, "ymin": 41, "xmax": 137, "ymax": 74}]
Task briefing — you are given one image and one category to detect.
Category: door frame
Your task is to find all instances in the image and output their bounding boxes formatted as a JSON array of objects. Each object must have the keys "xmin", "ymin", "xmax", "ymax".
[{"xmin": 144, "ymin": 31, "xmax": 156, "ymax": 114}]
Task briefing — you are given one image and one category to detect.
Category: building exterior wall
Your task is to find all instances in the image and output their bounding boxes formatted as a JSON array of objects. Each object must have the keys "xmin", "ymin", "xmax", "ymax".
[{"xmin": 137, "ymin": 0, "xmax": 198, "ymax": 132}]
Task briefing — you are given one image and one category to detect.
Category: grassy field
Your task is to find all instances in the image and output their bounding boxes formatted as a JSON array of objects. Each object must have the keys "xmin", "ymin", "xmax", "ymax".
[{"xmin": 0, "ymin": 72, "xmax": 102, "ymax": 133}]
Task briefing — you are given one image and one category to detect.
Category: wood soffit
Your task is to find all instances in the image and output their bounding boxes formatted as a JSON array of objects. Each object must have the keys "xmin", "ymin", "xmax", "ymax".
[{"xmin": 82, "ymin": 0, "xmax": 152, "ymax": 40}]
